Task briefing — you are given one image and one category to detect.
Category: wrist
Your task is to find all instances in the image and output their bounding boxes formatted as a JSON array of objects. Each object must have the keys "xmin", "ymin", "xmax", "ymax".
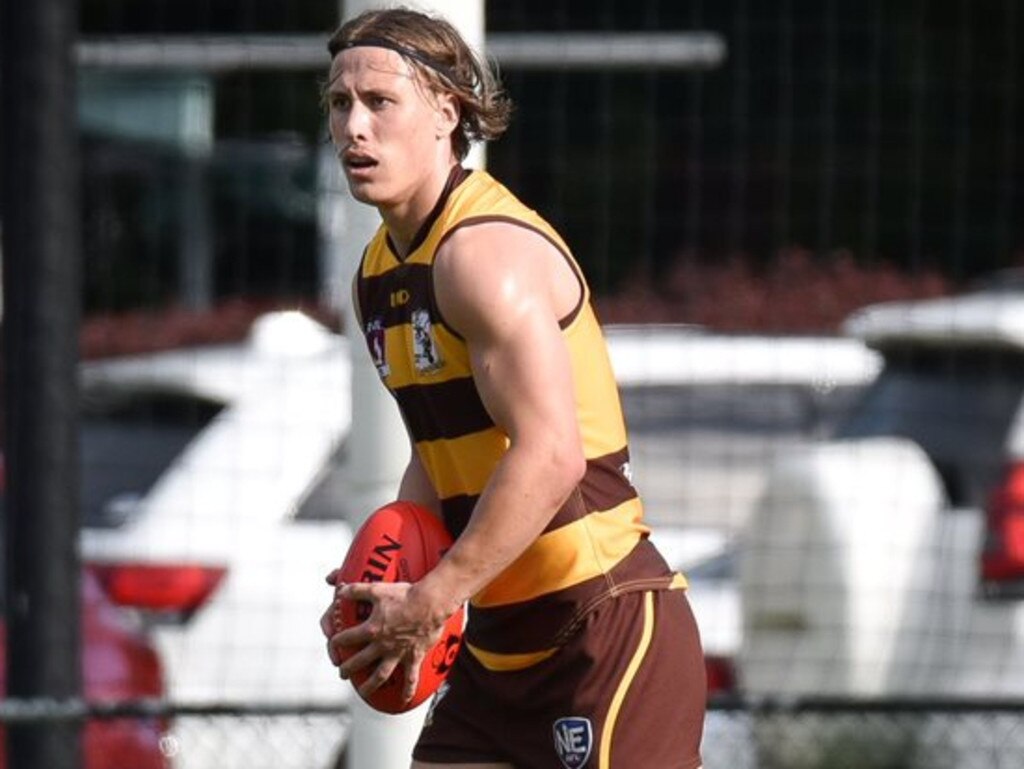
[{"xmin": 409, "ymin": 566, "xmax": 465, "ymax": 625}]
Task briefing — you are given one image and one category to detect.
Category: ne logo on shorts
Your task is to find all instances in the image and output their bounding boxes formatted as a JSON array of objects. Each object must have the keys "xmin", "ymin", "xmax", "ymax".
[{"xmin": 553, "ymin": 716, "xmax": 592, "ymax": 768}]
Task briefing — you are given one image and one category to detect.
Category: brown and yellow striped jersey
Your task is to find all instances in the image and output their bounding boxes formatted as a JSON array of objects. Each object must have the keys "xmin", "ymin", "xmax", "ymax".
[{"xmin": 355, "ymin": 167, "xmax": 684, "ymax": 671}]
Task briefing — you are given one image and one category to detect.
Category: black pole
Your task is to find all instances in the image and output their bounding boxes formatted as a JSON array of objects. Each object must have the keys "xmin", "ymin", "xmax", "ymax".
[{"xmin": 1, "ymin": 0, "xmax": 83, "ymax": 765}]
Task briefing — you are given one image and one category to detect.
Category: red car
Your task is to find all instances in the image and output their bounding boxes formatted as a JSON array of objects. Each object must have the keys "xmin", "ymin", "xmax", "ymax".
[{"xmin": 0, "ymin": 452, "xmax": 169, "ymax": 769}]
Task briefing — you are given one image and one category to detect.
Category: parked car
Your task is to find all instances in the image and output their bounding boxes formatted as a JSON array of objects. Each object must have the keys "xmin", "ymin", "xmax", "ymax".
[
  {"xmin": 0, "ymin": 453, "xmax": 169, "ymax": 769},
  {"xmin": 72, "ymin": 318, "xmax": 877, "ymax": 768},
  {"xmin": 740, "ymin": 287, "xmax": 1024, "ymax": 767},
  {"xmin": 611, "ymin": 327, "xmax": 879, "ymax": 679},
  {"xmin": 608, "ymin": 328, "xmax": 879, "ymax": 769},
  {"xmin": 78, "ymin": 311, "xmax": 354, "ymax": 769}
]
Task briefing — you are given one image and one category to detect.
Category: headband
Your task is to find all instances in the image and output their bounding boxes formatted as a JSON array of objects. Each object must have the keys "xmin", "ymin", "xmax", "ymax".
[{"xmin": 336, "ymin": 37, "xmax": 457, "ymax": 84}]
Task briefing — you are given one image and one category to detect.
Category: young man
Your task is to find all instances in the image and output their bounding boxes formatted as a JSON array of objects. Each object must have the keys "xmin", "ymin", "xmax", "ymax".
[{"xmin": 319, "ymin": 8, "xmax": 705, "ymax": 768}]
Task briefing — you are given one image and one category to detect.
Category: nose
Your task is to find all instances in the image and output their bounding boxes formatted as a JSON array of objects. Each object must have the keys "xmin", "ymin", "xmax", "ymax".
[{"xmin": 336, "ymin": 99, "xmax": 370, "ymax": 146}]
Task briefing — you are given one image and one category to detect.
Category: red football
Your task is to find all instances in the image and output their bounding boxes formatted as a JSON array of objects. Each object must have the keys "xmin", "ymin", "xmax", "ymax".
[{"xmin": 333, "ymin": 500, "xmax": 464, "ymax": 714}]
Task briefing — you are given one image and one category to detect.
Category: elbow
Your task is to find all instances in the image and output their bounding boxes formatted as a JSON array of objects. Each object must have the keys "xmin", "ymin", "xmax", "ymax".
[
  {"xmin": 514, "ymin": 430, "xmax": 587, "ymax": 502},
  {"xmin": 570, "ymin": 448, "xmax": 588, "ymax": 487},
  {"xmin": 552, "ymin": 442, "xmax": 587, "ymax": 494}
]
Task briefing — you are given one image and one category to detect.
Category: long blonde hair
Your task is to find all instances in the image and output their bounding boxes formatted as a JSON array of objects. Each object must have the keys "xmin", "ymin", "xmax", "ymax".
[{"xmin": 326, "ymin": 7, "xmax": 512, "ymax": 160}]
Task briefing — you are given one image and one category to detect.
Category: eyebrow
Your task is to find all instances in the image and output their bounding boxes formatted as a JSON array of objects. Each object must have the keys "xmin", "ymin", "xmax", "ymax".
[{"xmin": 326, "ymin": 78, "xmax": 400, "ymax": 101}]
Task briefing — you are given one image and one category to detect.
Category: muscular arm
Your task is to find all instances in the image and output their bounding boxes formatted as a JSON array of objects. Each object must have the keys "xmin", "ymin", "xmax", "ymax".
[
  {"xmin": 413, "ymin": 223, "xmax": 587, "ymax": 615},
  {"xmin": 331, "ymin": 222, "xmax": 587, "ymax": 697}
]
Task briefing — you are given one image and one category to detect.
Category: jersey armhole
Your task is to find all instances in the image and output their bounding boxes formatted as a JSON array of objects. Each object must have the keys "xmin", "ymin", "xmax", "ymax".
[{"xmin": 429, "ymin": 216, "xmax": 587, "ymax": 340}]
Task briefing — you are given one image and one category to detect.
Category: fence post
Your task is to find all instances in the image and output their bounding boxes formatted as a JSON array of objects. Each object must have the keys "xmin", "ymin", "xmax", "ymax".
[{"xmin": 1, "ymin": 0, "xmax": 83, "ymax": 767}]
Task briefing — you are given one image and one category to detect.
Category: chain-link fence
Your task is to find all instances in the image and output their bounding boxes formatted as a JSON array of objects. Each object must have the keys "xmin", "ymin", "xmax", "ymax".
[
  {"xmin": 0, "ymin": 699, "xmax": 351, "ymax": 769},
  {"xmin": 3, "ymin": 697, "xmax": 1024, "ymax": 768},
  {"xmin": 704, "ymin": 698, "xmax": 1024, "ymax": 769},
  {"xmin": 3, "ymin": 2, "xmax": 1024, "ymax": 768}
]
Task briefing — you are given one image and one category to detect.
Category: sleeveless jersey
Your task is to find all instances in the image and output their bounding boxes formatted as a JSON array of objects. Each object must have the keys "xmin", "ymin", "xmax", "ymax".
[{"xmin": 355, "ymin": 168, "xmax": 684, "ymax": 671}]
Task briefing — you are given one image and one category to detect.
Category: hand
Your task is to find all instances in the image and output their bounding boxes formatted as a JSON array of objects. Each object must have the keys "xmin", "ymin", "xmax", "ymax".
[
  {"xmin": 321, "ymin": 574, "xmax": 448, "ymax": 704},
  {"xmin": 319, "ymin": 569, "xmax": 345, "ymax": 666}
]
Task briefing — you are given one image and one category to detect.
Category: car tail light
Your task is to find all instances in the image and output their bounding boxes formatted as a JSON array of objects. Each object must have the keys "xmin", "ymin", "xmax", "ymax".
[
  {"xmin": 704, "ymin": 653, "xmax": 737, "ymax": 698},
  {"xmin": 981, "ymin": 462, "xmax": 1024, "ymax": 593},
  {"xmin": 89, "ymin": 563, "xmax": 227, "ymax": 616}
]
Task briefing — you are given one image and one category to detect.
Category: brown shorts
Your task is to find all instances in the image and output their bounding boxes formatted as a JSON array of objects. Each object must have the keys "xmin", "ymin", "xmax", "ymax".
[{"xmin": 414, "ymin": 588, "xmax": 705, "ymax": 768}]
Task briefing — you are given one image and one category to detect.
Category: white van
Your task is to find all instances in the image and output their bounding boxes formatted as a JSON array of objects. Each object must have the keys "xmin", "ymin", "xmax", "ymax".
[{"xmin": 740, "ymin": 286, "xmax": 1024, "ymax": 766}]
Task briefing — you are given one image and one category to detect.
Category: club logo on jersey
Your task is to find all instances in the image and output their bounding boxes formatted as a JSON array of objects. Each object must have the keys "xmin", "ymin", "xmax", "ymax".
[
  {"xmin": 553, "ymin": 716, "xmax": 593, "ymax": 768},
  {"xmin": 411, "ymin": 308, "xmax": 443, "ymax": 373},
  {"xmin": 365, "ymin": 317, "xmax": 390, "ymax": 378}
]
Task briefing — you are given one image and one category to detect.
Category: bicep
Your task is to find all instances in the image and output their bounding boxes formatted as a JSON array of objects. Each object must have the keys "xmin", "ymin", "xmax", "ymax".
[
  {"xmin": 470, "ymin": 305, "xmax": 579, "ymax": 451},
  {"xmin": 435, "ymin": 228, "xmax": 581, "ymax": 451}
]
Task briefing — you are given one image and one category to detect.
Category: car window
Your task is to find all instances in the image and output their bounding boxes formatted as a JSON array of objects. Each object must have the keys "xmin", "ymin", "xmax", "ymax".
[
  {"xmin": 684, "ymin": 547, "xmax": 736, "ymax": 581},
  {"xmin": 293, "ymin": 441, "xmax": 348, "ymax": 521},
  {"xmin": 620, "ymin": 383, "xmax": 862, "ymax": 436},
  {"xmin": 80, "ymin": 390, "xmax": 224, "ymax": 528},
  {"xmin": 293, "ymin": 383, "xmax": 866, "ymax": 529},
  {"xmin": 620, "ymin": 383, "xmax": 865, "ymax": 532},
  {"xmin": 837, "ymin": 346, "xmax": 1024, "ymax": 506}
]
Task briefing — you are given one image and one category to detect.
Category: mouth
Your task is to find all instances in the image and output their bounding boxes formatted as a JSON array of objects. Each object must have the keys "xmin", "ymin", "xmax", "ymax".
[{"xmin": 342, "ymin": 150, "xmax": 379, "ymax": 174}]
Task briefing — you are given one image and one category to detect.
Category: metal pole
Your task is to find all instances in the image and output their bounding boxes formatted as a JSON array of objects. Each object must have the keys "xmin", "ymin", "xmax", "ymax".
[
  {"xmin": 1, "ymin": 0, "xmax": 83, "ymax": 767},
  {"xmin": 178, "ymin": 154, "xmax": 213, "ymax": 310}
]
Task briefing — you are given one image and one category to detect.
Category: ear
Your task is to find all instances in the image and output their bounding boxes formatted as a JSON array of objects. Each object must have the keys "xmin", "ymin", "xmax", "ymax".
[{"xmin": 434, "ymin": 92, "xmax": 460, "ymax": 140}]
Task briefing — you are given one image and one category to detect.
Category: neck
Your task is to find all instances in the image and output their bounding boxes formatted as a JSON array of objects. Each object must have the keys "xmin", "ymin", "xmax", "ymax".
[{"xmin": 381, "ymin": 161, "xmax": 460, "ymax": 257}]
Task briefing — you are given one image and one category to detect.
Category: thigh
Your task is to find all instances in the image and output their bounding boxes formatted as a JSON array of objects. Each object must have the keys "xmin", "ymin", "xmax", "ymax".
[
  {"xmin": 415, "ymin": 589, "xmax": 705, "ymax": 768},
  {"xmin": 600, "ymin": 588, "xmax": 706, "ymax": 769}
]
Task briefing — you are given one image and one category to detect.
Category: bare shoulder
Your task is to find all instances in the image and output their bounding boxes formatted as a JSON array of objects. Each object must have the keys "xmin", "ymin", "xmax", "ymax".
[
  {"xmin": 436, "ymin": 221, "xmax": 557, "ymax": 286},
  {"xmin": 434, "ymin": 221, "xmax": 580, "ymax": 338}
]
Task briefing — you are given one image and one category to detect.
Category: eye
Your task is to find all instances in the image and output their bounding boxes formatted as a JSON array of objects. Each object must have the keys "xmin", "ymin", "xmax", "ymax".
[
  {"xmin": 329, "ymin": 93, "xmax": 351, "ymax": 111},
  {"xmin": 368, "ymin": 94, "xmax": 392, "ymax": 109}
]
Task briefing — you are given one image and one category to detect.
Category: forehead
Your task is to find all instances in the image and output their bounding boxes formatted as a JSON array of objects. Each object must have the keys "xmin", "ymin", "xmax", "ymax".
[{"xmin": 327, "ymin": 46, "xmax": 417, "ymax": 92}]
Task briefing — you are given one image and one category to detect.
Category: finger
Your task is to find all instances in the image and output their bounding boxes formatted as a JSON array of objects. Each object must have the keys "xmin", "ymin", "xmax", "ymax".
[
  {"xmin": 338, "ymin": 641, "xmax": 383, "ymax": 680},
  {"xmin": 336, "ymin": 581, "xmax": 379, "ymax": 602},
  {"xmin": 358, "ymin": 656, "xmax": 401, "ymax": 698},
  {"xmin": 328, "ymin": 629, "xmax": 370, "ymax": 670},
  {"xmin": 402, "ymin": 652, "xmax": 423, "ymax": 703},
  {"xmin": 320, "ymin": 603, "xmax": 341, "ymax": 640},
  {"xmin": 333, "ymin": 620, "xmax": 375, "ymax": 650},
  {"xmin": 325, "ymin": 568, "xmax": 342, "ymax": 586},
  {"xmin": 326, "ymin": 636, "xmax": 342, "ymax": 667}
]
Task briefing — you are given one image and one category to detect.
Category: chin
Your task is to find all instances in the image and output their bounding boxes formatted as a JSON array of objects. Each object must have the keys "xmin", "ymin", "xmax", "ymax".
[
  {"xmin": 348, "ymin": 186, "xmax": 376, "ymax": 205},
  {"xmin": 345, "ymin": 179, "xmax": 385, "ymax": 206}
]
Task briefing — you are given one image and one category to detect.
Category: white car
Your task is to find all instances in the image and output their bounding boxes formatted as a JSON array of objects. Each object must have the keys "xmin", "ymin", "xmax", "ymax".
[
  {"xmin": 740, "ymin": 287, "xmax": 1024, "ymax": 767},
  {"xmin": 75, "ymin": 319, "xmax": 877, "ymax": 769},
  {"xmin": 608, "ymin": 326, "xmax": 880, "ymax": 671},
  {"xmin": 80, "ymin": 311, "xmax": 355, "ymax": 769},
  {"xmin": 607, "ymin": 327, "xmax": 879, "ymax": 769}
]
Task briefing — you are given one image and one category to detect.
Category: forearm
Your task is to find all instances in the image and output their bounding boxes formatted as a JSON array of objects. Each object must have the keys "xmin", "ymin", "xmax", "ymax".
[{"xmin": 410, "ymin": 441, "xmax": 583, "ymax": 618}]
